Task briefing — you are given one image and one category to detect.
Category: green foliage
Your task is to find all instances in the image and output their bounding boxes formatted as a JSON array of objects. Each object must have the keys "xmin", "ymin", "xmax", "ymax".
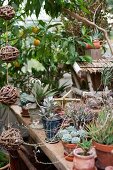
[
  {"xmin": 32, "ymin": 82, "xmax": 56, "ymax": 105},
  {"xmin": 101, "ymin": 67, "xmax": 113, "ymax": 87},
  {"xmin": 87, "ymin": 107, "xmax": 113, "ymax": 145},
  {"xmin": 0, "ymin": 151, "xmax": 9, "ymax": 168},
  {"xmin": 8, "ymin": 0, "xmax": 44, "ymax": 17},
  {"xmin": 78, "ymin": 139, "xmax": 92, "ymax": 155}
]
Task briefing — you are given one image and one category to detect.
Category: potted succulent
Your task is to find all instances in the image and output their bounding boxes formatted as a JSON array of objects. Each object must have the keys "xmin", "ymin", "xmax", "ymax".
[
  {"xmin": 20, "ymin": 93, "xmax": 36, "ymax": 117},
  {"xmin": 0, "ymin": 150, "xmax": 10, "ymax": 170},
  {"xmin": 58, "ymin": 126, "xmax": 86, "ymax": 161},
  {"xmin": 41, "ymin": 96, "xmax": 63, "ymax": 143},
  {"xmin": 28, "ymin": 82, "xmax": 52, "ymax": 129},
  {"xmin": 73, "ymin": 139, "xmax": 96, "ymax": 170},
  {"xmin": 64, "ymin": 102, "xmax": 97, "ymax": 130},
  {"xmin": 85, "ymin": 30, "xmax": 101, "ymax": 49},
  {"xmin": 87, "ymin": 104, "xmax": 113, "ymax": 169}
]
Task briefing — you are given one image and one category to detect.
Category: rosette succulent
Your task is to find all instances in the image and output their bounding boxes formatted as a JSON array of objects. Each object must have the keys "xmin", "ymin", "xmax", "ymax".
[{"xmin": 58, "ymin": 126, "xmax": 86, "ymax": 144}]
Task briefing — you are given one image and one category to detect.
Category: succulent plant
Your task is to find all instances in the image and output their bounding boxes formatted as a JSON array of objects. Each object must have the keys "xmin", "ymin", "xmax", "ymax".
[
  {"xmin": 72, "ymin": 137, "xmax": 80, "ymax": 144},
  {"xmin": 40, "ymin": 96, "xmax": 63, "ymax": 119},
  {"xmin": 62, "ymin": 134, "xmax": 72, "ymax": 143},
  {"xmin": 59, "ymin": 126, "xmax": 86, "ymax": 144}
]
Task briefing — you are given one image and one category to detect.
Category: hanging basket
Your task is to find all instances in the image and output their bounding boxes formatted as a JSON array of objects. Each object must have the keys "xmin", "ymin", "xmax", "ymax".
[
  {"xmin": 0, "ymin": 85, "xmax": 18, "ymax": 105},
  {"xmin": 0, "ymin": 128, "xmax": 23, "ymax": 151},
  {"xmin": 0, "ymin": 5, "xmax": 15, "ymax": 20},
  {"xmin": 0, "ymin": 45, "xmax": 19, "ymax": 62}
]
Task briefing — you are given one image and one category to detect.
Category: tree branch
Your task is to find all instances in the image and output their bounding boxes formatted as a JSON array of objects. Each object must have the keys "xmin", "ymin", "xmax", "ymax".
[{"xmin": 63, "ymin": 8, "xmax": 113, "ymax": 55}]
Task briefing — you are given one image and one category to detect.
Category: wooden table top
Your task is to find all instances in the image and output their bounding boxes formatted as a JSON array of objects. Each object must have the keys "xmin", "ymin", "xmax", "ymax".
[{"xmin": 11, "ymin": 105, "xmax": 73, "ymax": 170}]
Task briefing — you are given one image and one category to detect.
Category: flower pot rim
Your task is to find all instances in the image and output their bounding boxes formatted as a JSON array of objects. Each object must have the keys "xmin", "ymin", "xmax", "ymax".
[
  {"xmin": 73, "ymin": 148, "xmax": 95, "ymax": 159},
  {"xmin": 62, "ymin": 141, "xmax": 77, "ymax": 148},
  {"xmin": 93, "ymin": 141, "xmax": 113, "ymax": 152}
]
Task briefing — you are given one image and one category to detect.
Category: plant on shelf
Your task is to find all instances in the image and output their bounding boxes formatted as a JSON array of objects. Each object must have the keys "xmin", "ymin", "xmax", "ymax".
[
  {"xmin": 73, "ymin": 138, "xmax": 96, "ymax": 170},
  {"xmin": 58, "ymin": 126, "xmax": 87, "ymax": 161},
  {"xmin": 64, "ymin": 102, "xmax": 97, "ymax": 129},
  {"xmin": 86, "ymin": 104, "xmax": 113, "ymax": 169},
  {"xmin": 32, "ymin": 81, "xmax": 56, "ymax": 106},
  {"xmin": 40, "ymin": 96, "xmax": 64, "ymax": 143},
  {"xmin": 20, "ymin": 92, "xmax": 36, "ymax": 117},
  {"xmin": 82, "ymin": 26, "xmax": 101, "ymax": 49}
]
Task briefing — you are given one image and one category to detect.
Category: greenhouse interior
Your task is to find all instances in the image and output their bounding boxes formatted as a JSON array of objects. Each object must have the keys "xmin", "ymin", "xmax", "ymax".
[{"xmin": 1, "ymin": 0, "xmax": 113, "ymax": 170}]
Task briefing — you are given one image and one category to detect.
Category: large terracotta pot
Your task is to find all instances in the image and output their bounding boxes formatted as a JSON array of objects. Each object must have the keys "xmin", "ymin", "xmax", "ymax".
[
  {"xmin": 93, "ymin": 141, "xmax": 113, "ymax": 169},
  {"xmin": 62, "ymin": 142, "xmax": 77, "ymax": 161},
  {"xmin": 85, "ymin": 40, "xmax": 101, "ymax": 49},
  {"xmin": 73, "ymin": 148, "xmax": 95, "ymax": 170}
]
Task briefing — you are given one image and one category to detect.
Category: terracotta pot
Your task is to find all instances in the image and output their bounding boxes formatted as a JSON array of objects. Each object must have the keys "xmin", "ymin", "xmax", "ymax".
[
  {"xmin": 73, "ymin": 148, "xmax": 95, "ymax": 170},
  {"xmin": 85, "ymin": 40, "xmax": 101, "ymax": 49},
  {"xmin": 0, "ymin": 163, "xmax": 10, "ymax": 170},
  {"xmin": 21, "ymin": 107, "xmax": 30, "ymax": 117},
  {"xmin": 93, "ymin": 141, "xmax": 113, "ymax": 169},
  {"xmin": 62, "ymin": 142, "xmax": 77, "ymax": 161}
]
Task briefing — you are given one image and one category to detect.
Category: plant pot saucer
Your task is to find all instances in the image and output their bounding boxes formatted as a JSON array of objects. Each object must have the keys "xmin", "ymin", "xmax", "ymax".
[
  {"xmin": 64, "ymin": 152, "xmax": 73, "ymax": 162},
  {"xmin": 45, "ymin": 138, "xmax": 59, "ymax": 144}
]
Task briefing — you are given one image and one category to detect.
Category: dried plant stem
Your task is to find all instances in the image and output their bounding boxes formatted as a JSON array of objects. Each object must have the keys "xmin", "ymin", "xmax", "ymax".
[{"xmin": 6, "ymin": 21, "xmax": 8, "ymax": 44}]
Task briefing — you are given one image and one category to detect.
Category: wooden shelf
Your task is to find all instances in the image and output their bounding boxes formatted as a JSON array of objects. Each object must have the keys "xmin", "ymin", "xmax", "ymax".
[{"xmin": 11, "ymin": 105, "xmax": 73, "ymax": 170}]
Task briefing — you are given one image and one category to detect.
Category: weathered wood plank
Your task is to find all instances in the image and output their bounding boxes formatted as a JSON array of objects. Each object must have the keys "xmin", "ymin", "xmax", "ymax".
[{"xmin": 11, "ymin": 105, "xmax": 73, "ymax": 170}]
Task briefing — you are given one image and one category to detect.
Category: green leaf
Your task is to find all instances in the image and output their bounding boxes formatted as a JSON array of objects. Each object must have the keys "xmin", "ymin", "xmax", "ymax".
[
  {"xmin": 83, "ymin": 55, "xmax": 93, "ymax": 63},
  {"xmin": 81, "ymin": 26, "xmax": 86, "ymax": 36}
]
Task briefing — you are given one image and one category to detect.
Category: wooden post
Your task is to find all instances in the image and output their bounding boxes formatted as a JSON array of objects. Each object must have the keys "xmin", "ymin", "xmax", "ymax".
[
  {"xmin": 72, "ymin": 72, "xmax": 80, "ymax": 89},
  {"xmin": 87, "ymin": 73, "xmax": 94, "ymax": 92}
]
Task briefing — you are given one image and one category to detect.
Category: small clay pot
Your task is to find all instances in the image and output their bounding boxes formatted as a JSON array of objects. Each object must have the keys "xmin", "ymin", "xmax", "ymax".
[
  {"xmin": 73, "ymin": 148, "xmax": 95, "ymax": 170},
  {"xmin": 21, "ymin": 107, "xmax": 30, "ymax": 117},
  {"xmin": 62, "ymin": 142, "xmax": 77, "ymax": 161},
  {"xmin": 85, "ymin": 40, "xmax": 101, "ymax": 49}
]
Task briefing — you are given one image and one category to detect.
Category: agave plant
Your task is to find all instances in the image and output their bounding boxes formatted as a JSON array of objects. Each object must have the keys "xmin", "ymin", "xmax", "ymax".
[{"xmin": 32, "ymin": 82, "xmax": 56, "ymax": 106}]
